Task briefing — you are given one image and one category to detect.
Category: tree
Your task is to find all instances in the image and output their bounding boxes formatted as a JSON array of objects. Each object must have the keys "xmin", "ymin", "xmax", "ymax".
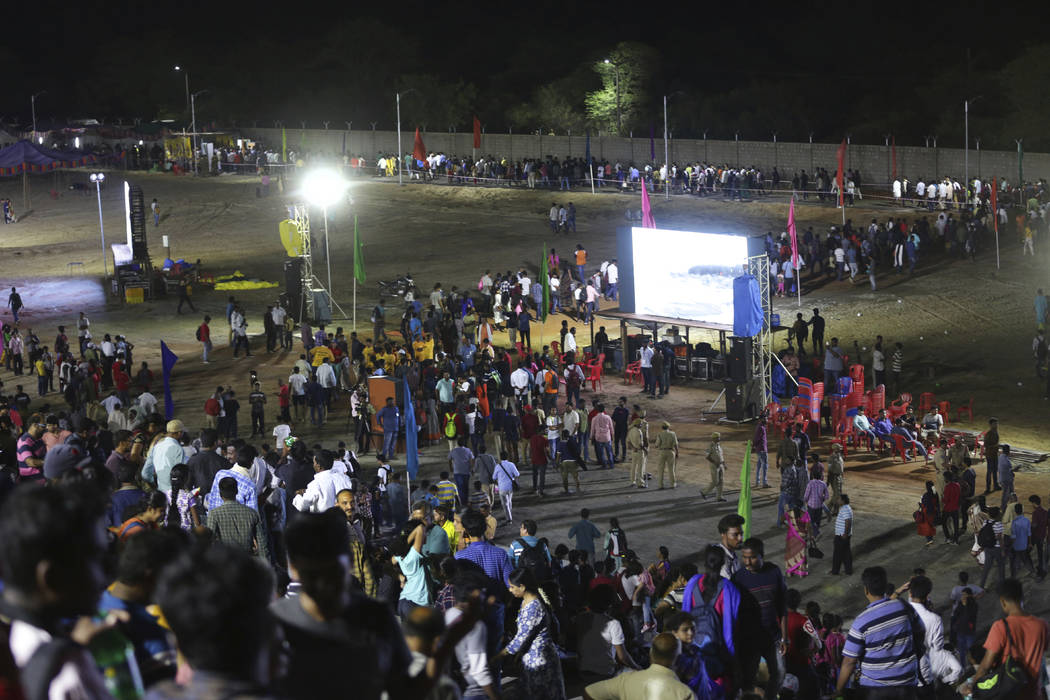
[
  {"xmin": 506, "ymin": 69, "xmax": 594, "ymax": 134},
  {"xmin": 584, "ymin": 42, "xmax": 661, "ymax": 136}
]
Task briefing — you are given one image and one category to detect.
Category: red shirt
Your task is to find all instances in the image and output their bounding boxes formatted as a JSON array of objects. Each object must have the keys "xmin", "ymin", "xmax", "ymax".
[
  {"xmin": 521, "ymin": 413, "xmax": 539, "ymax": 439},
  {"xmin": 785, "ymin": 610, "xmax": 818, "ymax": 668},
  {"xmin": 199, "ymin": 322, "xmax": 211, "ymax": 343},
  {"xmin": 942, "ymin": 482, "xmax": 961, "ymax": 512},
  {"xmin": 1032, "ymin": 506, "xmax": 1047, "ymax": 541},
  {"xmin": 529, "ymin": 434, "xmax": 548, "ymax": 466},
  {"xmin": 279, "ymin": 385, "xmax": 290, "ymax": 407},
  {"xmin": 113, "ymin": 366, "xmax": 130, "ymax": 392}
]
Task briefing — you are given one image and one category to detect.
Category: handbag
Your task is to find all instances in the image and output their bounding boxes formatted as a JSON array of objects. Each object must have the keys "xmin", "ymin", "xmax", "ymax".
[
  {"xmin": 973, "ymin": 617, "xmax": 1033, "ymax": 699},
  {"xmin": 497, "ymin": 462, "xmax": 519, "ymax": 492}
]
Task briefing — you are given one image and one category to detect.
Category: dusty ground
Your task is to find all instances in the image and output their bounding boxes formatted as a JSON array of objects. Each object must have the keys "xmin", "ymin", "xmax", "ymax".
[{"xmin": 1, "ymin": 170, "xmax": 1048, "ymax": 624}]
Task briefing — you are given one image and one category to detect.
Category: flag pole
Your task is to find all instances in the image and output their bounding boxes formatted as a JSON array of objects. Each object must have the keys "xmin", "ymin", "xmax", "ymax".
[{"xmin": 590, "ymin": 163, "xmax": 596, "ymax": 195}]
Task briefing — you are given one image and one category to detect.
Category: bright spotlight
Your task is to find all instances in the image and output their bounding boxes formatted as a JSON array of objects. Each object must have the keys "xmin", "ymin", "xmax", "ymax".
[
  {"xmin": 74, "ymin": 137, "xmax": 80, "ymax": 149},
  {"xmin": 37, "ymin": 137, "xmax": 43, "ymax": 145},
  {"xmin": 302, "ymin": 168, "xmax": 348, "ymax": 208}
]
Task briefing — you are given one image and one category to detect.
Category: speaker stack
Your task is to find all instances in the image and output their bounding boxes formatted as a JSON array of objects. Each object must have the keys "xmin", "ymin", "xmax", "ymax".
[{"xmin": 725, "ymin": 336, "xmax": 760, "ymax": 421}]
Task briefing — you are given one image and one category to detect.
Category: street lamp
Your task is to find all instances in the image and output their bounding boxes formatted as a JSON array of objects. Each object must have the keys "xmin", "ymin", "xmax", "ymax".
[
  {"xmin": 31, "ymin": 91, "xmax": 46, "ymax": 142},
  {"xmin": 190, "ymin": 89, "xmax": 208, "ymax": 175},
  {"xmin": 302, "ymin": 168, "xmax": 349, "ymax": 312},
  {"xmin": 604, "ymin": 59, "xmax": 621, "ymax": 135},
  {"xmin": 173, "ymin": 66, "xmax": 190, "ymax": 115},
  {"xmin": 964, "ymin": 96, "xmax": 982, "ymax": 206},
  {"xmin": 89, "ymin": 173, "xmax": 107, "ymax": 277}
]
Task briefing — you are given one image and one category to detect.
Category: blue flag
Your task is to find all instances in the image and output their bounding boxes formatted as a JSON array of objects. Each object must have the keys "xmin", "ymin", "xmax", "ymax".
[
  {"xmin": 585, "ymin": 130, "xmax": 591, "ymax": 166},
  {"xmin": 404, "ymin": 377, "xmax": 419, "ymax": 479},
  {"xmin": 160, "ymin": 341, "xmax": 178, "ymax": 420}
]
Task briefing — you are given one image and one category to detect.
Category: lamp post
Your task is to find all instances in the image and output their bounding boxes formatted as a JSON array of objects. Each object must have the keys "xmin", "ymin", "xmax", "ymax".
[
  {"xmin": 90, "ymin": 173, "xmax": 107, "ymax": 277},
  {"xmin": 303, "ymin": 168, "xmax": 349, "ymax": 314},
  {"xmin": 173, "ymin": 66, "xmax": 190, "ymax": 115},
  {"xmin": 964, "ymin": 96, "xmax": 982, "ymax": 206},
  {"xmin": 190, "ymin": 90, "xmax": 208, "ymax": 175},
  {"xmin": 31, "ymin": 91, "xmax": 46, "ymax": 142},
  {"xmin": 604, "ymin": 59, "xmax": 621, "ymax": 134}
]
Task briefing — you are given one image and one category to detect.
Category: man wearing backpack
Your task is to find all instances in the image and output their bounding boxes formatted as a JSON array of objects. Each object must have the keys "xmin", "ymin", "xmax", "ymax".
[
  {"xmin": 968, "ymin": 578, "xmax": 1049, "ymax": 700},
  {"xmin": 508, "ymin": 519, "xmax": 552, "ymax": 579},
  {"xmin": 197, "ymin": 315, "xmax": 212, "ymax": 363},
  {"xmin": 563, "ymin": 359, "xmax": 585, "ymax": 408}
]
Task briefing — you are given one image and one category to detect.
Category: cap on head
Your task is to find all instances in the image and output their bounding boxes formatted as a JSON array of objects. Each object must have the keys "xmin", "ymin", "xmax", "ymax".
[{"xmin": 166, "ymin": 419, "xmax": 185, "ymax": 434}]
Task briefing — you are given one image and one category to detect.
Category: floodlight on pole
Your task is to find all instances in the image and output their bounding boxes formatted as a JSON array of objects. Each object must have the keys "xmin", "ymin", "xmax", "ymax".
[
  {"xmin": 90, "ymin": 173, "xmax": 107, "ymax": 277},
  {"xmin": 190, "ymin": 89, "xmax": 208, "ymax": 176},
  {"xmin": 303, "ymin": 169, "xmax": 349, "ymax": 309},
  {"xmin": 31, "ymin": 91, "xmax": 46, "ymax": 143},
  {"xmin": 174, "ymin": 66, "xmax": 190, "ymax": 115}
]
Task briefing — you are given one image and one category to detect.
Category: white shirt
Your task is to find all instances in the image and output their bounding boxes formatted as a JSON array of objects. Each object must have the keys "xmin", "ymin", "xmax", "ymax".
[
  {"xmin": 564, "ymin": 409, "xmax": 580, "ymax": 436},
  {"xmin": 910, "ymin": 600, "xmax": 963, "ymax": 685},
  {"xmin": 273, "ymin": 424, "xmax": 291, "ymax": 449},
  {"xmin": 293, "ymin": 468, "xmax": 353, "ymax": 512},
  {"xmin": 510, "ymin": 367, "xmax": 531, "ymax": 395},
  {"xmin": 494, "ymin": 460, "xmax": 519, "ymax": 492},
  {"xmin": 546, "ymin": 414, "xmax": 561, "ymax": 440},
  {"xmin": 101, "ymin": 395, "xmax": 122, "ymax": 413},
  {"xmin": 564, "ymin": 333, "xmax": 577, "ymax": 353},
  {"xmin": 288, "ymin": 373, "xmax": 307, "ymax": 395},
  {"xmin": 577, "ymin": 614, "xmax": 626, "ymax": 677},
  {"xmin": 606, "ymin": 263, "xmax": 618, "ymax": 284},
  {"xmin": 10, "ymin": 619, "xmax": 110, "ymax": 699},
  {"xmin": 518, "ymin": 275, "xmax": 531, "ymax": 291},
  {"xmin": 872, "ymin": 348, "xmax": 885, "ymax": 371},
  {"xmin": 271, "ymin": 306, "xmax": 287, "ymax": 327},
  {"xmin": 137, "ymin": 392, "xmax": 158, "ymax": 416},
  {"xmin": 640, "ymin": 346, "xmax": 654, "ymax": 368},
  {"xmin": 230, "ymin": 310, "xmax": 246, "ymax": 335},
  {"xmin": 316, "ymin": 363, "xmax": 337, "ymax": 388}
]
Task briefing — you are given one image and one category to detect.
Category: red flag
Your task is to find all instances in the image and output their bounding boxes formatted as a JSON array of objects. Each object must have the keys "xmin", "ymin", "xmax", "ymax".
[
  {"xmin": 472, "ymin": 116, "xmax": 481, "ymax": 149},
  {"xmin": 891, "ymin": 136, "xmax": 897, "ymax": 180},
  {"xmin": 788, "ymin": 198, "xmax": 799, "ymax": 268},
  {"xmin": 991, "ymin": 178, "xmax": 998, "ymax": 232},
  {"xmin": 641, "ymin": 182, "xmax": 655, "ymax": 228},
  {"xmin": 412, "ymin": 127, "xmax": 426, "ymax": 162},
  {"xmin": 835, "ymin": 138, "xmax": 847, "ymax": 207}
]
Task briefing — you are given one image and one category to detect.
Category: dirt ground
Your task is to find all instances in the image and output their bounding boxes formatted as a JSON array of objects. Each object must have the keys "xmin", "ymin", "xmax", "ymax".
[{"xmin": 2, "ymin": 170, "xmax": 1049, "ymax": 521}]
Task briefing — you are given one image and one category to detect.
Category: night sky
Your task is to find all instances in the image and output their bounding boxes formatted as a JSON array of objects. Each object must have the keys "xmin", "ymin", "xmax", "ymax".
[{"xmin": 7, "ymin": 1, "xmax": 1048, "ymax": 147}]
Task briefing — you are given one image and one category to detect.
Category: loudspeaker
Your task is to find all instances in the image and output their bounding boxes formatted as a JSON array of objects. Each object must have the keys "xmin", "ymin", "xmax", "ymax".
[
  {"xmin": 725, "ymin": 379, "xmax": 762, "ymax": 421},
  {"xmin": 311, "ymin": 290, "xmax": 332, "ymax": 324},
  {"xmin": 284, "ymin": 259, "xmax": 303, "ymax": 321},
  {"xmin": 728, "ymin": 336, "xmax": 753, "ymax": 382}
]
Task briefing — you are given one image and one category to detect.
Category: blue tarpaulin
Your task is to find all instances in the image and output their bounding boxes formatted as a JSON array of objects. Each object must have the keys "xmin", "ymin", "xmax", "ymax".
[{"xmin": 733, "ymin": 274, "xmax": 764, "ymax": 337}]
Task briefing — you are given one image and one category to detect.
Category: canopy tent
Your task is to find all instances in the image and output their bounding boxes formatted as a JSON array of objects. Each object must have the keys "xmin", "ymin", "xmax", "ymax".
[{"xmin": 0, "ymin": 140, "xmax": 97, "ymax": 176}]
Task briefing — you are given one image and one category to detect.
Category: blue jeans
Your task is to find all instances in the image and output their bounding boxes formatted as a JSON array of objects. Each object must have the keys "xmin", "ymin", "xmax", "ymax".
[
  {"xmin": 566, "ymin": 386, "xmax": 580, "ymax": 408},
  {"xmin": 641, "ymin": 366, "xmax": 653, "ymax": 392},
  {"xmin": 777, "ymin": 492, "xmax": 792, "ymax": 525},
  {"xmin": 585, "ymin": 301, "xmax": 595, "ymax": 322},
  {"xmin": 606, "ymin": 282, "xmax": 618, "ymax": 300},
  {"xmin": 309, "ymin": 402, "xmax": 326, "ymax": 426},
  {"xmin": 551, "ymin": 295, "xmax": 560, "ymax": 312},
  {"xmin": 576, "ymin": 265, "xmax": 586, "ymax": 282},
  {"xmin": 596, "ymin": 441, "xmax": 614, "ymax": 468},
  {"xmin": 581, "ymin": 431, "xmax": 589, "ymax": 462},
  {"xmin": 454, "ymin": 473, "xmax": 470, "ymax": 506},
  {"xmin": 382, "ymin": 429, "xmax": 398, "ymax": 459},
  {"xmin": 755, "ymin": 451, "xmax": 768, "ymax": 485}
]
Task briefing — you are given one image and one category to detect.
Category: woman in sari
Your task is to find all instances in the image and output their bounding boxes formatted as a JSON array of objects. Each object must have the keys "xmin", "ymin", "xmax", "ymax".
[
  {"xmin": 497, "ymin": 567, "xmax": 566, "ymax": 700},
  {"xmin": 785, "ymin": 508, "xmax": 810, "ymax": 577},
  {"xmin": 917, "ymin": 480, "xmax": 939, "ymax": 546}
]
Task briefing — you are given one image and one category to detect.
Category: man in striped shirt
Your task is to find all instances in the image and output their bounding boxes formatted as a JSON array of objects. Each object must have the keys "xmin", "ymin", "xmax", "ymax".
[
  {"xmin": 837, "ymin": 566, "xmax": 921, "ymax": 696},
  {"xmin": 434, "ymin": 471, "xmax": 459, "ymax": 509},
  {"xmin": 16, "ymin": 417, "xmax": 47, "ymax": 481}
]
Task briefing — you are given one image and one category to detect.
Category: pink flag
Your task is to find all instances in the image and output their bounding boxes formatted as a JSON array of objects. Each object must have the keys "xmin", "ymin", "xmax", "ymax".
[
  {"xmin": 641, "ymin": 181, "xmax": 656, "ymax": 228},
  {"xmin": 788, "ymin": 198, "xmax": 799, "ymax": 268}
]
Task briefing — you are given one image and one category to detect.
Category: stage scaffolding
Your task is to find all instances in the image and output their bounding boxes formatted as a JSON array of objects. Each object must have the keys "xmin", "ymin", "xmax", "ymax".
[{"xmin": 747, "ymin": 253, "xmax": 772, "ymax": 410}]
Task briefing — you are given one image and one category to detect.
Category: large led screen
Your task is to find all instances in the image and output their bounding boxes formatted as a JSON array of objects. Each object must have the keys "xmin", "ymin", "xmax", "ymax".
[{"xmin": 630, "ymin": 227, "xmax": 748, "ymax": 325}]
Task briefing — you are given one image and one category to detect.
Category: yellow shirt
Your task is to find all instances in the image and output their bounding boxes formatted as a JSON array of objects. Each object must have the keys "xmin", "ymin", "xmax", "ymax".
[
  {"xmin": 413, "ymin": 339, "xmax": 433, "ymax": 361},
  {"xmin": 440, "ymin": 520, "xmax": 457, "ymax": 551},
  {"xmin": 310, "ymin": 345, "xmax": 334, "ymax": 366},
  {"xmin": 34, "ymin": 360, "xmax": 47, "ymax": 377},
  {"xmin": 363, "ymin": 347, "xmax": 377, "ymax": 369}
]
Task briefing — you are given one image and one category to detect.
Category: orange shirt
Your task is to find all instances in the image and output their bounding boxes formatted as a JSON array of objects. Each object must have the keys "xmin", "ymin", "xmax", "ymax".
[
  {"xmin": 983, "ymin": 615, "xmax": 1049, "ymax": 700},
  {"xmin": 575, "ymin": 249, "xmax": 587, "ymax": 265}
]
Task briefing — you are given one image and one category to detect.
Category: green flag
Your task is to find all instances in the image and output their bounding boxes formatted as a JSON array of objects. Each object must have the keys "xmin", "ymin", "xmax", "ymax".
[
  {"xmin": 540, "ymin": 243, "xmax": 550, "ymax": 323},
  {"xmin": 353, "ymin": 216, "xmax": 366, "ymax": 284},
  {"xmin": 738, "ymin": 440, "xmax": 753, "ymax": 539},
  {"xmin": 281, "ymin": 128, "xmax": 287, "ymax": 163}
]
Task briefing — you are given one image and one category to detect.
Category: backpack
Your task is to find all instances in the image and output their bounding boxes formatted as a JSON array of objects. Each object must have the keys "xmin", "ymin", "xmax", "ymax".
[
  {"xmin": 195, "ymin": 325, "xmax": 203, "ymax": 341},
  {"xmin": 515, "ymin": 538, "xmax": 552, "ymax": 582},
  {"xmin": 977, "ymin": 520, "xmax": 997, "ymax": 549},
  {"xmin": 688, "ymin": 578, "xmax": 728, "ymax": 662},
  {"xmin": 566, "ymin": 365, "xmax": 582, "ymax": 390},
  {"xmin": 607, "ymin": 528, "xmax": 627, "ymax": 557},
  {"xmin": 544, "ymin": 371, "xmax": 559, "ymax": 393},
  {"xmin": 444, "ymin": 413, "xmax": 457, "ymax": 439}
]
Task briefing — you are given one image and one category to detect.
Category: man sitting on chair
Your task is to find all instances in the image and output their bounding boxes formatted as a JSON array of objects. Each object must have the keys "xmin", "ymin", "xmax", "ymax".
[
  {"xmin": 891, "ymin": 418, "xmax": 928, "ymax": 460},
  {"xmin": 851, "ymin": 407, "xmax": 877, "ymax": 450}
]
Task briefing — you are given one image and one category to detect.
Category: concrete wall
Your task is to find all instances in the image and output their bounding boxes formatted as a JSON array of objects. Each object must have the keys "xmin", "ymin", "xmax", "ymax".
[{"xmin": 244, "ymin": 127, "xmax": 1048, "ymax": 184}]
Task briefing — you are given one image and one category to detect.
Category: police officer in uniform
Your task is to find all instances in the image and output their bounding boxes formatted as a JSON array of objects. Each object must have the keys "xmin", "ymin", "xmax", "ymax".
[
  {"xmin": 627, "ymin": 411, "xmax": 649, "ymax": 487},
  {"xmin": 702, "ymin": 432, "xmax": 727, "ymax": 501},
  {"xmin": 653, "ymin": 420, "xmax": 679, "ymax": 489}
]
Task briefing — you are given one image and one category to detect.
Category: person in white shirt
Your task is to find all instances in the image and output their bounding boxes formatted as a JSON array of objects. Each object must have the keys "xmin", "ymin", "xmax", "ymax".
[
  {"xmin": 639, "ymin": 341, "xmax": 655, "ymax": 394},
  {"xmin": 315, "ymin": 358, "xmax": 337, "ymax": 407},
  {"xmin": 136, "ymin": 390, "xmax": 158, "ymax": 416},
  {"xmin": 511, "ymin": 364, "xmax": 531, "ymax": 406},
  {"xmin": 549, "ymin": 203, "xmax": 559, "ymax": 233},
  {"xmin": 288, "ymin": 367, "xmax": 307, "ymax": 421},
  {"xmin": 892, "ymin": 179, "xmax": 902, "ymax": 202},
  {"xmin": 906, "ymin": 575, "xmax": 963, "ymax": 687},
  {"xmin": 548, "ymin": 273, "xmax": 561, "ymax": 313},
  {"xmin": 101, "ymin": 391, "xmax": 122, "ymax": 414},
  {"xmin": 605, "ymin": 260, "xmax": 619, "ymax": 301},
  {"xmin": 293, "ymin": 450, "xmax": 353, "ymax": 512},
  {"xmin": 563, "ymin": 328, "xmax": 578, "ymax": 354},
  {"xmin": 494, "ymin": 454, "xmax": 520, "ymax": 521},
  {"xmin": 270, "ymin": 304, "xmax": 287, "ymax": 332}
]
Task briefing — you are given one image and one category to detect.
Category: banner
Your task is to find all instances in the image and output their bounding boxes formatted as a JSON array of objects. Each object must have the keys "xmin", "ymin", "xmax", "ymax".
[
  {"xmin": 160, "ymin": 341, "xmax": 178, "ymax": 420},
  {"xmin": 737, "ymin": 440, "xmax": 753, "ymax": 539},
  {"xmin": 353, "ymin": 215, "xmax": 366, "ymax": 283},
  {"xmin": 787, "ymin": 198, "xmax": 799, "ymax": 268},
  {"xmin": 641, "ymin": 180, "xmax": 655, "ymax": 228},
  {"xmin": 281, "ymin": 128, "xmax": 287, "ymax": 163},
  {"xmin": 472, "ymin": 116, "xmax": 481, "ymax": 149},
  {"xmin": 404, "ymin": 376, "xmax": 419, "ymax": 479}
]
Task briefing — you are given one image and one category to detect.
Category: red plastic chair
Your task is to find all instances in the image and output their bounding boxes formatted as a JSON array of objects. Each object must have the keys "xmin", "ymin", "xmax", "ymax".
[
  {"xmin": 515, "ymin": 341, "xmax": 526, "ymax": 357},
  {"xmin": 956, "ymin": 398, "xmax": 974, "ymax": 422},
  {"xmin": 551, "ymin": 341, "xmax": 561, "ymax": 357},
  {"xmin": 585, "ymin": 362, "xmax": 604, "ymax": 392},
  {"xmin": 938, "ymin": 400, "xmax": 951, "ymax": 423},
  {"xmin": 624, "ymin": 361, "xmax": 641, "ymax": 385},
  {"xmin": 831, "ymin": 420, "xmax": 853, "ymax": 455},
  {"xmin": 918, "ymin": 392, "xmax": 936, "ymax": 414},
  {"xmin": 890, "ymin": 434, "xmax": 913, "ymax": 462},
  {"xmin": 848, "ymin": 363, "xmax": 865, "ymax": 385}
]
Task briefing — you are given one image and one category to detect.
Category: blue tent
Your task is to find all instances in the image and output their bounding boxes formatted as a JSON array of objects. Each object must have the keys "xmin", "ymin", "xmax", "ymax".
[{"xmin": 0, "ymin": 140, "xmax": 96, "ymax": 175}]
